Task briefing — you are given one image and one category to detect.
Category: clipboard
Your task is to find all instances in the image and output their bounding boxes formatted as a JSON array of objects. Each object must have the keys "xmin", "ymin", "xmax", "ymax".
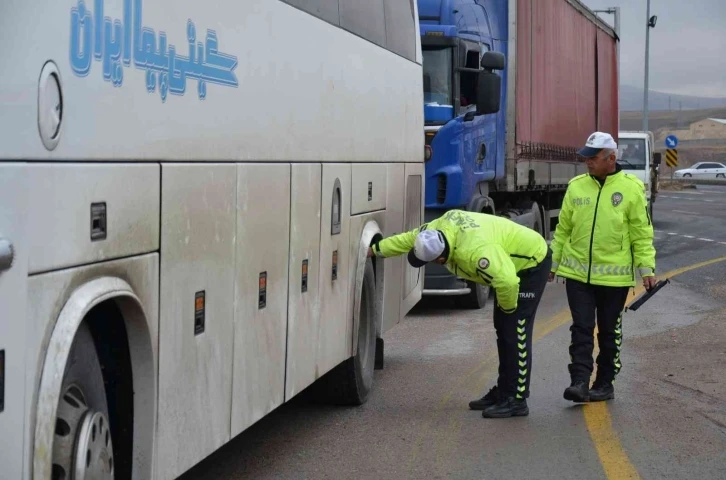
[{"xmin": 625, "ymin": 278, "xmax": 670, "ymax": 312}]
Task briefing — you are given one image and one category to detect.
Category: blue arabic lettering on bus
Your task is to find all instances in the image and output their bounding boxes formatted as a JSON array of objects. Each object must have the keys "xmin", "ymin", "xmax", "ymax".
[{"xmin": 70, "ymin": 0, "xmax": 239, "ymax": 102}]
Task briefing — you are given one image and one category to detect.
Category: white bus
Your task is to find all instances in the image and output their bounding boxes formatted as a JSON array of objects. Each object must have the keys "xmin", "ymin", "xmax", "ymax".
[{"xmin": 0, "ymin": 1, "xmax": 426, "ymax": 478}]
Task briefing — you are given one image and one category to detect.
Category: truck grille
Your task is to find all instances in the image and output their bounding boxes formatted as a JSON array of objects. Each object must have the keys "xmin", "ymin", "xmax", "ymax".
[{"xmin": 436, "ymin": 174, "xmax": 447, "ymax": 204}]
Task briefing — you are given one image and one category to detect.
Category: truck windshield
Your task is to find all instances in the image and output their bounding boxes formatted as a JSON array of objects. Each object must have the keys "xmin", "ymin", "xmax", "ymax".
[
  {"xmin": 423, "ymin": 48, "xmax": 453, "ymax": 106},
  {"xmin": 617, "ymin": 138, "xmax": 647, "ymax": 170}
]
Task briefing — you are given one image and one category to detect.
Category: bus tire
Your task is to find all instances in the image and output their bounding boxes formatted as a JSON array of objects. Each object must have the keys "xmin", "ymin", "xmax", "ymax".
[
  {"xmin": 315, "ymin": 257, "xmax": 377, "ymax": 406},
  {"xmin": 52, "ymin": 322, "xmax": 115, "ymax": 479}
]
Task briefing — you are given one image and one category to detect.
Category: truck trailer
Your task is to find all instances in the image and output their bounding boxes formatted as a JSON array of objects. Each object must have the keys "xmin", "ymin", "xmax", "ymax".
[{"xmin": 419, "ymin": 0, "xmax": 620, "ymax": 308}]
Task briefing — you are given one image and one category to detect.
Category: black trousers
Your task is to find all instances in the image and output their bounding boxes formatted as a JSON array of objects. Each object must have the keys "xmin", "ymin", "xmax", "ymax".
[
  {"xmin": 565, "ymin": 279, "xmax": 630, "ymax": 385},
  {"xmin": 493, "ymin": 249, "xmax": 551, "ymax": 399}
]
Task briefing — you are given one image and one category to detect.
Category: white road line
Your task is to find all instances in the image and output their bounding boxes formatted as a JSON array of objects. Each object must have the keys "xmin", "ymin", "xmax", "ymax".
[
  {"xmin": 659, "ymin": 235, "xmax": 726, "ymax": 245},
  {"xmin": 672, "ymin": 210, "xmax": 700, "ymax": 215}
]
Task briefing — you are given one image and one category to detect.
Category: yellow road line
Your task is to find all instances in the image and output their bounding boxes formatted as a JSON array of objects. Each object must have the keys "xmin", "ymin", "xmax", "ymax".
[
  {"xmin": 585, "ymin": 402, "xmax": 640, "ymax": 479},
  {"xmin": 586, "ymin": 332, "xmax": 640, "ymax": 480},
  {"xmin": 584, "ymin": 254, "xmax": 726, "ymax": 480}
]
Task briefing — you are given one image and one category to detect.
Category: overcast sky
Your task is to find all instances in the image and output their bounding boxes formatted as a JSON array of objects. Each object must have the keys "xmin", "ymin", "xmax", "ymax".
[{"xmin": 581, "ymin": 0, "xmax": 726, "ymax": 98}]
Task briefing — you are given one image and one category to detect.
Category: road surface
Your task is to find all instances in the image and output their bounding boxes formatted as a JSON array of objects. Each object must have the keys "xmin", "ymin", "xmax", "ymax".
[{"xmin": 180, "ymin": 185, "xmax": 726, "ymax": 480}]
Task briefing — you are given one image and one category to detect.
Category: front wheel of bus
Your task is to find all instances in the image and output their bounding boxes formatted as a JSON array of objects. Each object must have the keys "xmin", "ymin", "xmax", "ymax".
[
  {"xmin": 315, "ymin": 257, "xmax": 377, "ymax": 406},
  {"xmin": 52, "ymin": 323, "xmax": 115, "ymax": 480}
]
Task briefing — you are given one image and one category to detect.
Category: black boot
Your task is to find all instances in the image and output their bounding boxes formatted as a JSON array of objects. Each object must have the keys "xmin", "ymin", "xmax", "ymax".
[
  {"xmin": 563, "ymin": 380, "xmax": 590, "ymax": 403},
  {"xmin": 482, "ymin": 396, "xmax": 529, "ymax": 418},
  {"xmin": 589, "ymin": 383, "xmax": 614, "ymax": 402},
  {"xmin": 469, "ymin": 385, "xmax": 500, "ymax": 410}
]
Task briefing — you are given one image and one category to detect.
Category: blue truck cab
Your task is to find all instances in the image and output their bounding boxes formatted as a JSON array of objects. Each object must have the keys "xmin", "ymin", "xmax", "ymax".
[{"xmin": 419, "ymin": 0, "xmax": 508, "ymax": 308}]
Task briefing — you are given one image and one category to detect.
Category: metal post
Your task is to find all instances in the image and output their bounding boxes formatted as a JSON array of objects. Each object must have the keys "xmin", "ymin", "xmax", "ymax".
[
  {"xmin": 643, "ymin": 0, "xmax": 651, "ymax": 133},
  {"xmin": 614, "ymin": 7, "xmax": 621, "ymax": 133}
]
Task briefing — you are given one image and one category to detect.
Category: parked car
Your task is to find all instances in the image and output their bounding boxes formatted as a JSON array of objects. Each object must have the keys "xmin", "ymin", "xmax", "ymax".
[{"xmin": 674, "ymin": 162, "xmax": 726, "ymax": 178}]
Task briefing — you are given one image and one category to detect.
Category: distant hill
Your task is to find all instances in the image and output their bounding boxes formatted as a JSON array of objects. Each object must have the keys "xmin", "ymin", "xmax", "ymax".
[
  {"xmin": 620, "ymin": 107, "xmax": 726, "ymax": 132},
  {"xmin": 619, "ymin": 85, "xmax": 726, "ymax": 112}
]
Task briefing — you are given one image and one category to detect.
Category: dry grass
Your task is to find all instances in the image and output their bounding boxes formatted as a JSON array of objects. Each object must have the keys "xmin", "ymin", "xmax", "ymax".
[{"xmin": 658, "ymin": 180, "xmax": 696, "ymax": 191}]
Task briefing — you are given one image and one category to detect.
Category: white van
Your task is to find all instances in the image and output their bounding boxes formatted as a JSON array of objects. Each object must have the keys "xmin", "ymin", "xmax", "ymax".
[{"xmin": 618, "ymin": 131, "xmax": 662, "ymax": 220}]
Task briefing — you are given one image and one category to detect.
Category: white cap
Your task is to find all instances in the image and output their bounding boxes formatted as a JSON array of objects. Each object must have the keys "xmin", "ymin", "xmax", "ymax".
[
  {"xmin": 408, "ymin": 230, "xmax": 446, "ymax": 267},
  {"xmin": 578, "ymin": 131, "xmax": 617, "ymax": 157}
]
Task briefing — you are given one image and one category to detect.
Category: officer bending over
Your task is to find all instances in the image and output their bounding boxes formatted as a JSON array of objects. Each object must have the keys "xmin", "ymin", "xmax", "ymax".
[
  {"xmin": 368, "ymin": 210, "xmax": 551, "ymax": 418},
  {"xmin": 550, "ymin": 132, "xmax": 657, "ymax": 403}
]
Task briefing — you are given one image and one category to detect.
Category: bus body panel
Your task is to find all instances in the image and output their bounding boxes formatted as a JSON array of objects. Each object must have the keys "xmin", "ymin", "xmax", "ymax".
[
  {"xmin": 0, "ymin": 0, "xmax": 423, "ymax": 163},
  {"xmin": 231, "ymin": 164, "xmax": 292, "ymax": 440},
  {"xmin": 26, "ymin": 163, "xmax": 160, "ymax": 275},
  {"xmin": 285, "ymin": 163, "xmax": 324, "ymax": 400},
  {"xmin": 157, "ymin": 164, "xmax": 238, "ymax": 480}
]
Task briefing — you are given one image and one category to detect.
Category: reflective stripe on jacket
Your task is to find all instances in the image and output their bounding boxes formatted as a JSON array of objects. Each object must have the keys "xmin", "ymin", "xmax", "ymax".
[
  {"xmin": 373, "ymin": 210, "xmax": 548, "ymax": 313},
  {"xmin": 550, "ymin": 169, "xmax": 656, "ymax": 287}
]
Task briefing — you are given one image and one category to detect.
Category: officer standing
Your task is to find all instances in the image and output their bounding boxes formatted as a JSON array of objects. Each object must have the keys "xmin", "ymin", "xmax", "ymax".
[
  {"xmin": 368, "ymin": 209, "xmax": 551, "ymax": 418},
  {"xmin": 549, "ymin": 132, "xmax": 657, "ymax": 403}
]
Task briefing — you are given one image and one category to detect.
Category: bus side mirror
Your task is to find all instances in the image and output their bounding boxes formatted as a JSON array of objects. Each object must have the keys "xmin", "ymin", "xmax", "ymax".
[{"xmin": 653, "ymin": 152, "xmax": 662, "ymax": 166}]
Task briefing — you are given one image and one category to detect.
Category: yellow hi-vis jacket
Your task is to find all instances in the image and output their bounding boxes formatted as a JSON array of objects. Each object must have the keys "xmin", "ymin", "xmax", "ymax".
[
  {"xmin": 550, "ymin": 168, "xmax": 656, "ymax": 287},
  {"xmin": 372, "ymin": 210, "xmax": 549, "ymax": 313}
]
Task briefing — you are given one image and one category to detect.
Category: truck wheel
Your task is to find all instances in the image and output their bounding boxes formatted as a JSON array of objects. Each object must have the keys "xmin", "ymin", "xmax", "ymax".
[
  {"xmin": 454, "ymin": 195, "xmax": 494, "ymax": 309},
  {"xmin": 52, "ymin": 323, "xmax": 115, "ymax": 480},
  {"xmin": 314, "ymin": 257, "xmax": 377, "ymax": 405},
  {"xmin": 459, "ymin": 281, "xmax": 490, "ymax": 309},
  {"xmin": 531, "ymin": 202, "xmax": 544, "ymax": 237}
]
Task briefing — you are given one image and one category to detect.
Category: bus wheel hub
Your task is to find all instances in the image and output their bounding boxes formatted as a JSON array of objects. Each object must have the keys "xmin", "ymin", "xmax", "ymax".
[{"xmin": 53, "ymin": 385, "xmax": 114, "ymax": 479}]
